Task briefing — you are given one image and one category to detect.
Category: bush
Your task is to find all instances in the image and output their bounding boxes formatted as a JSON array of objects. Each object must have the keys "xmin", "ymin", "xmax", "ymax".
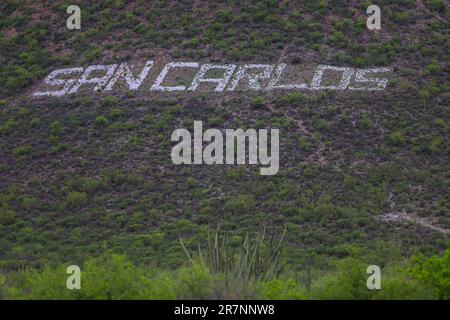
[
  {"xmin": 225, "ymin": 194, "xmax": 255, "ymax": 214},
  {"xmin": 427, "ymin": 137, "xmax": 441, "ymax": 154},
  {"xmin": 80, "ymin": 254, "xmax": 153, "ymax": 299},
  {"xmin": 279, "ymin": 92, "xmax": 305, "ymax": 106},
  {"xmin": 110, "ymin": 108, "xmax": 125, "ymax": 119},
  {"xmin": 176, "ymin": 264, "xmax": 214, "ymax": 299},
  {"xmin": 5, "ymin": 253, "xmax": 214, "ymax": 299},
  {"xmin": 66, "ymin": 191, "xmax": 88, "ymax": 208},
  {"xmin": 7, "ymin": 254, "xmax": 157, "ymax": 299},
  {"xmin": 101, "ymin": 96, "xmax": 118, "ymax": 107},
  {"xmin": 427, "ymin": 0, "xmax": 446, "ymax": 12},
  {"xmin": 30, "ymin": 117, "xmax": 41, "ymax": 128},
  {"xmin": 298, "ymin": 137, "xmax": 312, "ymax": 151},
  {"xmin": 1, "ymin": 119, "xmax": 17, "ymax": 134},
  {"xmin": 388, "ymin": 131, "xmax": 405, "ymax": 146},
  {"xmin": 84, "ymin": 48, "xmax": 102, "ymax": 62},
  {"xmin": 0, "ymin": 274, "xmax": 7, "ymax": 299},
  {"xmin": 424, "ymin": 61, "xmax": 440, "ymax": 75},
  {"xmin": 21, "ymin": 196, "xmax": 38, "ymax": 210},
  {"xmin": 359, "ymin": 115, "xmax": 373, "ymax": 129},
  {"xmin": 251, "ymin": 96, "xmax": 266, "ymax": 108},
  {"xmin": 18, "ymin": 107, "xmax": 29, "ymax": 117},
  {"xmin": 256, "ymin": 278, "xmax": 305, "ymax": 299},
  {"xmin": 374, "ymin": 273, "xmax": 436, "ymax": 300},
  {"xmin": 410, "ymin": 248, "xmax": 450, "ymax": 299},
  {"xmin": 81, "ymin": 177, "xmax": 106, "ymax": 195},
  {"xmin": 50, "ymin": 120, "xmax": 62, "ymax": 135},
  {"xmin": 5, "ymin": 65, "xmax": 35, "ymax": 91},
  {"xmin": 329, "ymin": 31, "xmax": 346, "ymax": 47},
  {"xmin": 308, "ymin": 257, "xmax": 435, "ymax": 300},
  {"xmin": 13, "ymin": 145, "xmax": 32, "ymax": 158},
  {"xmin": 95, "ymin": 115, "xmax": 108, "ymax": 126},
  {"xmin": 0, "ymin": 204, "xmax": 16, "ymax": 225}
]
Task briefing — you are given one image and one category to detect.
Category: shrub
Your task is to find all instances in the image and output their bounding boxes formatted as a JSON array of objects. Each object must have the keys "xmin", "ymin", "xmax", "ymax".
[
  {"xmin": 0, "ymin": 119, "xmax": 17, "ymax": 134},
  {"xmin": 143, "ymin": 113, "xmax": 153, "ymax": 123},
  {"xmin": 13, "ymin": 145, "xmax": 32, "ymax": 158},
  {"xmin": 7, "ymin": 254, "xmax": 157, "ymax": 299},
  {"xmin": 427, "ymin": 0, "xmax": 446, "ymax": 12},
  {"xmin": 251, "ymin": 96, "xmax": 266, "ymax": 108},
  {"xmin": 95, "ymin": 115, "xmax": 108, "ymax": 126},
  {"xmin": 434, "ymin": 118, "xmax": 446, "ymax": 128},
  {"xmin": 0, "ymin": 204, "xmax": 16, "ymax": 225},
  {"xmin": 428, "ymin": 137, "xmax": 441, "ymax": 153},
  {"xmin": 271, "ymin": 117, "xmax": 292, "ymax": 127},
  {"xmin": 84, "ymin": 48, "xmax": 101, "ymax": 62},
  {"xmin": 21, "ymin": 196, "xmax": 38, "ymax": 210},
  {"xmin": 176, "ymin": 264, "xmax": 214, "ymax": 299},
  {"xmin": 424, "ymin": 60, "xmax": 439, "ymax": 75},
  {"xmin": 316, "ymin": 119, "xmax": 329, "ymax": 132},
  {"xmin": 388, "ymin": 131, "xmax": 405, "ymax": 146},
  {"xmin": 207, "ymin": 116, "xmax": 222, "ymax": 126},
  {"xmin": 110, "ymin": 108, "xmax": 125, "ymax": 119},
  {"xmin": 298, "ymin": 137, "xmax": 312, "ymax": 151},
  {"xmin": 410, "ymin": 248, "xmax": 450, "ymax": 299},
  {"xmin": 50, "ymin": 120, "xmax": 62, "ymax": 135},
  {"xmin": 5, "ymin": 253, "xmax": 212, "ymax": 299},
  {"xmin": 0, "ymin": 274, "xmax": 7, "ymax": 299},
  {"xmin": 225, "ymin": 194, "xmax": 255, "ymax": 214},
  {"xmin": 374, "ymin": 273, "xmax": 436, "ymax": 300},
  {"xmin": 80, "ymin": 254, "xmax": 153, "ymax": 299},
  {"xmin": 329, "ymin": 31, "xmax": 346, "ymax": 47},
  {"xmin": 18, "ymin": 107, "xmax": 29, "ymax": 117},
  {"xmin": 66, "ymin": 191, "xmax": 88, "ymax": 208},
  {"xmin": 279, "ymin": 92, "xmax": 305, "ymax": 106},
  {"xmin": 359, "ymin": 115, "xmax": 373, "ymax": 129},
  {"xmin": 30, "ymin": 117, "xmax": 41, "ymax": 127},
  {"xmin": 81, "ymin": 177, "xmax": 106, "ymax": 194},
  {"xmin": 101, "ymin": 96, "xmax": 118, "ymax": 107},
  {"xmin": 309, "ymin": 258, "xmax": 371, "ymax": 299},
  {"xmin": 255, "ymin": 278, "xmax": 305, "ymax": 299},
  {"xmin": 5, "ymin": 65, "xmax": 35, "ymax": 91}
]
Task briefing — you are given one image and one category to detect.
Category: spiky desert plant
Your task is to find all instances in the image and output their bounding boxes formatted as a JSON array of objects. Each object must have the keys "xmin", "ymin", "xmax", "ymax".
[{"xmin": 179, "ymin": 222, "xmax": 286, "ymax": 286}]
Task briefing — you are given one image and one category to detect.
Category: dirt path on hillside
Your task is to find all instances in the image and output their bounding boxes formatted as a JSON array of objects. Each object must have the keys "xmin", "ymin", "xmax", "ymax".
[{"xmin": 379, "ymin": 193, "xmax": 450, "ymax": 235}]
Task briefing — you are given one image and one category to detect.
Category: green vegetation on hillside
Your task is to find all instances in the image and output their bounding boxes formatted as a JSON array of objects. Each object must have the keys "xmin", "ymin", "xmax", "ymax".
[{"xmin": 0, "ymin": 0, "xmax": 449, "ymax": 299}]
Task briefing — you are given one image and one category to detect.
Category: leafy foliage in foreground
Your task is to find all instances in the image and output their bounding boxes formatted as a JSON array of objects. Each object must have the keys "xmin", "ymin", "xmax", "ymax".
[{"xmin": 410, "ymin": 249, "xmax": 450, "ymax": 299}]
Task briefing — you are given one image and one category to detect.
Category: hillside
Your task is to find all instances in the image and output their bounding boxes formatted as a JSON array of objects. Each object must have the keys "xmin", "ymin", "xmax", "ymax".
[{"xmin": 0, "ymin": 0, "xmax": 449, "ymax": 298}]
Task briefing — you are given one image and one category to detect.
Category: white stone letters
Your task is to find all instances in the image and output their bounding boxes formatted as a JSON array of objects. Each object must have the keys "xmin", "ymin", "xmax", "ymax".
[
  {"xmin": 105, "ymin": 61, "xmax": 154, "ymax": 91},
  {"xmin": 33, "ymin": 67, "xmax": 84, "ymax": 97},
  {"xmin": 69, "ymin": 64, "xmax": 117, "ymax": 93},
  {"xmin": 151, "ymin": 62, "xmax": 199, "ymax": 92},
  {"xmin": 188, "ymin": 64, "xmax": 236, "ymax": 92},
  {"xmin": 33, "ymin": 61, "xmax": 391, "ymax": 96}
]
